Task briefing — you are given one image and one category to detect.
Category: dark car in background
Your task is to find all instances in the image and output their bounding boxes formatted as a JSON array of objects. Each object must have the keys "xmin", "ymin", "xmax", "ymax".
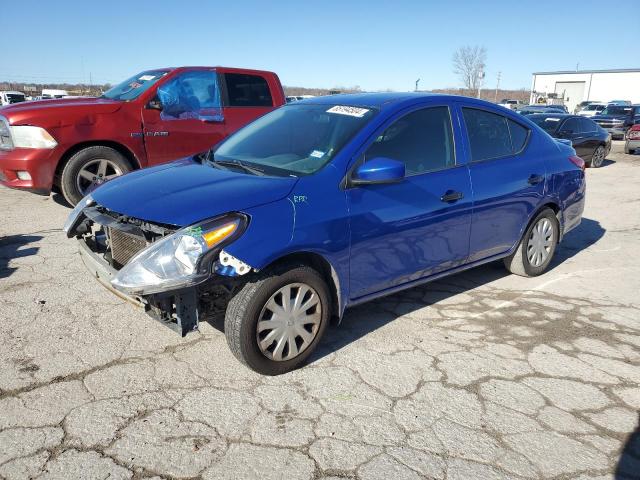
[
  {"xmin": 592, "ymin": 104, "xmax": 640, "ymax": 139},
  {"xmin": 519, "ymin": 105, "xmax": 567, "ymax": 116},
  {"xmin": 528, "ymin": 114, "xmax": 611, "ymax": 167}
]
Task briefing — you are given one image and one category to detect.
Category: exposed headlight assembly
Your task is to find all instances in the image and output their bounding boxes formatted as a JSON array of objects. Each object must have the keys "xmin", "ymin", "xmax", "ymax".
[{"xmin": 111, "ymin": 214, "xmax": 248, "ymax": 295}]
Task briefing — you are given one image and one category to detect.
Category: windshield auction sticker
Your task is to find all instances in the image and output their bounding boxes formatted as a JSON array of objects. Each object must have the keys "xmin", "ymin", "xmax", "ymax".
[{"xmin": 327, "ymin": 105, "xmax": 370, "ymax": 117}]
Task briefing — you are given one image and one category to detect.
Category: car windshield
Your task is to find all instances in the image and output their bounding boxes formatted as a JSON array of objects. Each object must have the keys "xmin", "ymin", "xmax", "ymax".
[
  {"xmin": 213, "ymin": 104, "xmax": 377, "ymax": 176},
  {"xmin": 585, "ymin": 104, "xmax": 604, "ymax": 111},
  {"xmin": 529, "ymin": 115, "xmax": 563, "ymax": 134},
  {"xmin": 101, "ymin": 69, "xmax": 170, "ymax": 101},
  {"xmin": 602, "ymin": 106, "xmax": 631, "ymax": 116}
]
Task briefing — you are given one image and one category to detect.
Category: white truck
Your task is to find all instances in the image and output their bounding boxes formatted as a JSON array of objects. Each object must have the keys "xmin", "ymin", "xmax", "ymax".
[
  {"xmin": 40, "ymin": 89, "xmax": 70, "ymax": 99},
  {"xmin": 498, "ymin": 99, "xmax": 525, "ymax": 111},
  {"xmin": 0, "ymin": 91, "xmax": 27, "ymax": 106}
]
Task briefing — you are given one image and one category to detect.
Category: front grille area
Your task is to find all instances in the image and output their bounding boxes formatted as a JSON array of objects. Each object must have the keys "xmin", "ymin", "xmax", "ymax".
[{"xmin": 109, "ymin": 227, "xmax": 147, "ymax": 267}]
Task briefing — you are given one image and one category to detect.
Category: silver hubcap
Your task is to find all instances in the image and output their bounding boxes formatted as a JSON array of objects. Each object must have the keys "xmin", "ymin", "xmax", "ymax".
[
  {"xmin": 527, "ymin": 218, "xmax": 554, "ymax": 267},
  {"xmin": 592, "ymin": 147, "xmax": 605, "ymax": 167},
  {"xmin": 77, "ymin": 159, "xmax": 123, "ymax": 195},
  {"xmin": 257, "ymin": 283, "xmax": 322, "ymax": 362}
]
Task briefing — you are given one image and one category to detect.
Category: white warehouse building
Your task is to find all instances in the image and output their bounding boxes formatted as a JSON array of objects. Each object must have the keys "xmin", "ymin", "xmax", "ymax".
[{"xmin": 530, "ymin": 68, "xmax": 640, "ymax": 113}]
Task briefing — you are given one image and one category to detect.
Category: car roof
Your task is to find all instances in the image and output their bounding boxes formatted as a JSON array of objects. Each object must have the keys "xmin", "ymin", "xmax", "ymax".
[
  {"xmin": 299, "ymin": 92, "xmax": 504, "ymax": 110},
  {"xmin": 527, "ymin": 113, "xmax": 574, "ymax": 119}
]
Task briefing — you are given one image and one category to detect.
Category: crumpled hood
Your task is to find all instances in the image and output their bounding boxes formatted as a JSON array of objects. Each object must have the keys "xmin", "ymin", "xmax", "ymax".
[
  {"xmin": 0, "ymin": 97, "xmax": 122, "ymax": 124},
  {"xmin": 91, "ymin": 158, "xmax": 298, "ymax": 226}
]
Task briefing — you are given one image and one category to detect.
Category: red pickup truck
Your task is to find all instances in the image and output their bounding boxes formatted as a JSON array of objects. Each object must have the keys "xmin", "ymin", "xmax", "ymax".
[{"xmin": 0, "ymin": 66, "xmax": 285, "ymax": 205}]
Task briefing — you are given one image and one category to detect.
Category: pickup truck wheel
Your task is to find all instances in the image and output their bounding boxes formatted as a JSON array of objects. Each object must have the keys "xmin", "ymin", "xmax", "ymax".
[
  {"xmin": 503, "ymin": 208, "xmax": 559, "ymax": 277},
  {"xmin": 224, "ymin": 264, "xmax": 330, "ymax": 375},
  {"xmin": 60, "ymin": 146, "xmax": 131, "ymax": 205}
]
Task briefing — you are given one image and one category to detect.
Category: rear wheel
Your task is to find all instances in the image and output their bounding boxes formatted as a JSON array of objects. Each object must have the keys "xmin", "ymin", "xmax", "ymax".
[
  {"xmin": 60, "ymin": 146, "xmax": 132, "ymax": 205},
  {"xmin": 587, "ymin": 145, "xmax": 606, "ymax": 168},
  {"xmin": 224, "ymin": 264, "xmax": 330, "ymax": 375},
  {"xmin": 625, "ymin": 146, "xmax": 635, "ymax": 155},
  {"xmin": 503, "ymin": 208, "xmax": 559, "ymax": 277}
]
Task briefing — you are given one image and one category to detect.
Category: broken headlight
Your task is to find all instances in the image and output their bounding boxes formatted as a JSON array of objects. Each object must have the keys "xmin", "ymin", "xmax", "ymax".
[{"xmin": 111, "ymin": 214, "xmax": 247, "ymax": 295}]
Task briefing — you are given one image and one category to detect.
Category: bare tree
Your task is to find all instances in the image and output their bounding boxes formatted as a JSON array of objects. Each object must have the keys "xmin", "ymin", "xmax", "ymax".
[{"xmin": 452, "ymin": 46, "xmax": 487, "ymax": 92}]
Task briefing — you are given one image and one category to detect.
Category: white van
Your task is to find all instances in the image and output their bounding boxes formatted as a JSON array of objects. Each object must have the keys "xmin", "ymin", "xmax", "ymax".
[
  {"xmin": 41, "ymin": 89, "xmax": 70, "ymax": 99},
  {"xmin": 0, "ymin": 91, "xmax": 27, "ymax": 106}
]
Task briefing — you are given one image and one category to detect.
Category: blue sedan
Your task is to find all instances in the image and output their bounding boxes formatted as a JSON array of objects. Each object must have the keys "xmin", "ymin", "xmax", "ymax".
[{"xmin": 64, "ymin": 93, "xmax": 586, "ymax": 374}]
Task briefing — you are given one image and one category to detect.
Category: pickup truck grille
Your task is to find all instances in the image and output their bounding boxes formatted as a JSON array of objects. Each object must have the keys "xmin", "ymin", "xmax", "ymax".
[
  {"xmin": 595, "ymin": 120, "xmax": 623, "ymax": 128},
  {"xmin": 109, "ymin": 227, "xmax": 147, "ymax": 267}
]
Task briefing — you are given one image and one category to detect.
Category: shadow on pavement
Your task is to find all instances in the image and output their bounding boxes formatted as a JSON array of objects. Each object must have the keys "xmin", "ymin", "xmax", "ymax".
[
  {"xmin": 51, "ymin": 192, "xmax": 72, "ymax": 209},
  {"xmin": 598, "ymin": 159, "xmax": 616, "ymax": 168},
  {"xmin": 615, "ymin": 413, "xmax": 640, "ymax": 479},
  {"xmin": 314, "ymin": 216, "xmax": 605, "ymax": 361},
  {"xmin": 551, "ymin": 217, "xmax": 606, "ymax": 268},
  {"xmin": 0, "ymin": 234, "xmax": 43, "ymax": 278}
]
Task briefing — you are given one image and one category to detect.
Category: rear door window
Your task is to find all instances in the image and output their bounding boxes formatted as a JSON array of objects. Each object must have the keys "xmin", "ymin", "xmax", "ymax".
[
  {"xmin": 579, "ymin": 117, "xmax": 597, "ymax": 133},
  {"xmin": 463, "ymin": 108, "xmax": 530, "ymax": 161},
  {"xmin": 561, "ymin": 118, "xmax": 581, "ymax": 134},
  {"xmin": 224, "ymin": 73, "xmax": 273, "ymax": 107}
]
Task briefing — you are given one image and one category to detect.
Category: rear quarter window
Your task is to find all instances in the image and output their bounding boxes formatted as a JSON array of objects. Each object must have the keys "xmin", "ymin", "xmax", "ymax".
[{"xmin": 224, "ymin": 73, "xmax": 273, "ymax": 107}]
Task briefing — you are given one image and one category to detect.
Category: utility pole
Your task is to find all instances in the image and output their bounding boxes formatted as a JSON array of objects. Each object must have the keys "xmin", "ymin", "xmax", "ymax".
[
  {"xmin": 494, "ymin": 71, "xmax": 501, "ymax": 103},
  {"xmin": 477, "ymin": 65, "xmax": 485, "ymax": 99},
  {"xmin": 415, "ymin": 78, "xmax": 420, "ymax": 92}
]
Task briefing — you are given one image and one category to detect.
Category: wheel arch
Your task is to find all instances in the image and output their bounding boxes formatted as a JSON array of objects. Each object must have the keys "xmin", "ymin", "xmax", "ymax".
[
  {"xmin": 261, "ymin": 251, "xmax": 343, "ymax": 321},
  {"xmin": 54, "ymin": 140, "xmax": 141, "ymax": 185}
]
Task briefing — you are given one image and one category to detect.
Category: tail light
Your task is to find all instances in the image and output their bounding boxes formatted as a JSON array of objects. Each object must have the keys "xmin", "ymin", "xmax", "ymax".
[
  {"xmin": 568, "ymin": 155, "xmax": 585, "ymax": 171},
  {"xmin": 627, "ymin": 125, "xmax": 640, "ymax": 140}
]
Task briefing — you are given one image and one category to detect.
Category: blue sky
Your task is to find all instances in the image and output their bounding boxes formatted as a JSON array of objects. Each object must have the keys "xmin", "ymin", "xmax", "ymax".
[{"xmin": 2, "ymin": 0, "xmax": 639, "ymax": 91}]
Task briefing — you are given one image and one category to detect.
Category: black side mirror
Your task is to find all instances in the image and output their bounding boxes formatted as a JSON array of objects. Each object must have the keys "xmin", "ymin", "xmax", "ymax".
[{"xmin": 146, "ymin": 97, "xmax": 163, "ymax": 111}]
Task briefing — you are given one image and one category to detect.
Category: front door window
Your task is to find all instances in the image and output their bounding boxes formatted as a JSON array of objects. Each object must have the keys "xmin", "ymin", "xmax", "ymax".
[{"xmin": 157, "ymin": 70, "xmax": 223, "ymax": 122}]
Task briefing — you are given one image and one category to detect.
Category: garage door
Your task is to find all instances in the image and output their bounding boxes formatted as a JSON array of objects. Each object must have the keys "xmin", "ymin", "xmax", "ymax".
[{"xmin": 555, "ymin": 82, "xmax": 585, "ymax": 113}]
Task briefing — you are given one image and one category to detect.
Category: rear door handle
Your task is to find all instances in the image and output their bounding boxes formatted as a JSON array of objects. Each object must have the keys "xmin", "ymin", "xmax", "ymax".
[
  {"xmin": 440, "ymin": 190, "xmax": 464, "ymax": 203},
  {"xmin": 528, "ymin": 174, "xmax": 544, "ymax": 185}
]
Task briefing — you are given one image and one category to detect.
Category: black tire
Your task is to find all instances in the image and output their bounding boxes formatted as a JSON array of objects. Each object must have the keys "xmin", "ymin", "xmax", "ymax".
[
  {"xmin": 224, "ymin": 264, "xmax": 331, "ymax": 375},
  {"xmin": 586, "ymin": 145, "xmax": 606, "ymax": 168},
  {"xmin": 60, "ymin": 146, "xmax": 131, "ymax": 206},
  {"xmin": 503, "ymin": 208, "xmax": 559, "ymax": 277},
  {"xmin": 625, "ymin": 146, "xmax": 635, "ymax": 155}
]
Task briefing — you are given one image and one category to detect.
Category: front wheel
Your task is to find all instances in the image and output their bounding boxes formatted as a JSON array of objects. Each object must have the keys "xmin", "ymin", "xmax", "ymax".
[
  {"xmin": 503, "ymin": 208, "xmax": 559, "ymax": 277},
  {"xmin": 224, "ymin": 264, "xmax": 331, "ymax": 375},
  {"xmin": 60, "ymin": 146, "xmax": 132, "ymax": 205}
]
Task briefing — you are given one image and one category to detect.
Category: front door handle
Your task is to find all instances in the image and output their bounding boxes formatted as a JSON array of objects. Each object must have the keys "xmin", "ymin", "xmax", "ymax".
[
  {"xmin": 528, "ymin": 174, "xmax": 544, "ymax": 185},
  {"xmin": 440, "ymin": 190, "xmax": 464, "ymax": 203}
]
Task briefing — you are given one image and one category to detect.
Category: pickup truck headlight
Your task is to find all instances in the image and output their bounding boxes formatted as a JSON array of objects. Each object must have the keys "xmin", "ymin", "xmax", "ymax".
[
  {"xmin": 11, "ymin": 125, "xmax": 58, "ymax": 149},
  {"xmin": 0, "ymin": 116, "xmax": 58, "ymax": 151},
  {"xmin": 111, "ymin": 214, "xmax": 247, "ymax": 295}
]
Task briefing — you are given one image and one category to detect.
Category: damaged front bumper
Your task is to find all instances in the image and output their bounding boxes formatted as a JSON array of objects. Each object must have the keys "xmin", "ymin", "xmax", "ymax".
[
  {"xmin": 77, "ymin": 237, "xmax": 202, "ymax": 336},
  {"xmin": 70, "ymin": 205, "xmax": 252, "ymax": 337}
]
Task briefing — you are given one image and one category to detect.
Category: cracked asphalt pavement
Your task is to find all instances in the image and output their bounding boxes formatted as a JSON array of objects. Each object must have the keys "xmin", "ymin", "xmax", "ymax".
[{"xmin": 1, "ymin": 143, "xmax": 639, "ymax": 480}]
